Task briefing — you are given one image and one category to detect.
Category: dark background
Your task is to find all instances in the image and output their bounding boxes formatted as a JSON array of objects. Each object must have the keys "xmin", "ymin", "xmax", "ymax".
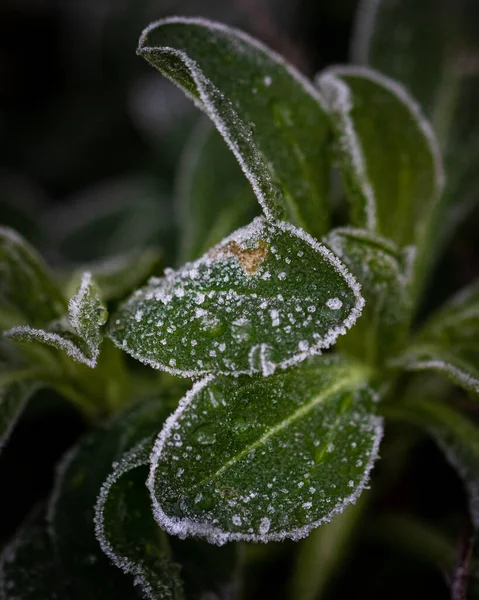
[{"xmin": 1, "ymin": 1, "xmax": 478, "ymax": 598}]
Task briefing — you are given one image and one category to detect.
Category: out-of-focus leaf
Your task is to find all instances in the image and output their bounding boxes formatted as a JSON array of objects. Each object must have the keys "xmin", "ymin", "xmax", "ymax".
[
  {"xmin": 5, "ymin": 273, "xmax": 106, "ymax": 368},
  {"xmin": 325, "ymin": 228, "xmax": 412, "ymax": 363},
  {"xmin": 137, "ymin": 17, "xmax": 332, "ymax": 239},
  {"xmin": 47, "ymin": 398, "xmax": 173, "ymax": 598},
  {"xmin": 148, "ymin": 355, "xmax": 382, "ymax": 544},
  {"xmin": 0, "ymin": 227, "xmax": 66, "ymax": 328},
  {"xmin": 109, "ymin": 217, "xmax": 364, "ymax": 377},
  {"xmin": 394, "ymin": 281, "xmax": 479, "ymax": 396},
  {"xmin": 0, "ymin": 381, "xmax": 38, "ymax": 455},
  {"xmin": 177, "ymin": 118, "xmax": 259, "ymax": 263},
  {"xmin": 316, "ymin": 66, "xmax": 444, "ymax": 248}
]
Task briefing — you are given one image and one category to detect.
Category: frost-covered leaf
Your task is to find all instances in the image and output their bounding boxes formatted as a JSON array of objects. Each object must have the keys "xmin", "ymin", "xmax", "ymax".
[
  {"xmin": 137, "ymin": 17, "xmax": 332, "ymax": 239},
  {"xmin": 0, "ymin": 381, "xmax": 38, "ymax": 455},
  {"xmin": 0, "ymin": 227, "xmax": 65, "ymax": 328},
  {"xmin": 95, "ymin": 437, "xmax": 238, "ymax": 600},
  {"xmin": 48, "ymin": 399, "xmax": 173, "ymax": 597},
  {"xmin": 352, "ymin": 0, "xmax": 479, "ymax": 249},
  {"xmin": 391, "ymin": 398, "xmax": 479, "ymax": 530},
  {"xmin": 325, "ymin": 228, "xmax": 412, "ymax": 363},
  {"xmin": 64, "ymin": 248, "xmax": 163, "ymax": 302},
  {"xmin": 394, "ymin": 281, "xmax": 479, "ymax": 396},
  {"xmin": 5, "ymin": 272, "xmax": 106, "ymax": 368},
  {"xmin": 316, "ymin": 67, "xmax": 444, "ymax": 248},
  {"xmin": 109, "ymin": 217, "xmax": 364, "ymax": 377},
  {"xmin": 148, "ymin": 355, "xmax": 383, "ymax": 545},
  {"xmin": 177, "ymin": 118, "xmax": 259, "ymax": 262},
  {"xmin": 0, "ymin": 506, "xmax": 140, "ymax": 599}
]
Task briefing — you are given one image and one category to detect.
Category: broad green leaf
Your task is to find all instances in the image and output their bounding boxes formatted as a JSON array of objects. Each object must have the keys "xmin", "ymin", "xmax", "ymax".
[
  {"xmin": 324, "ymin": 228, "xmax": 413, "ymax": 364},
  {"xmin": 95, "ymin": 438, "xmax": 183, "ymax": 600},
  {"xmin": 47, "ymin": 399, "xmax": 173, "ymax": 597},
  {"xmin": 137, "ymin": 17, "xmax": 332, "ymax": 239},
  {"xmin": 148, "ymin": 355, "xmax": 382, "ymax": 544},
  {"xmin": 352, "ymin": 0, "xmax": 479, "ymax": 250},
  {"xmin": 389, "ymin": 398, "xmax": 479, "ymax": 529},
  {"xmin": 0, "ymin": 506, "xmax": 140, "ymax": 599},
  {"xmin": 316, "ymin": 66, "xmax": 444, "ymax": 248},
  {"xmin": 95, "ymin": 437, "xmax": 238, "ymax": 599},
  {"xmin": 0, "ymin": 381, "xmax": 38, "ymax": 455},
  {"xmin": 177, "ymin": 118, "xmax": 259, "ymax": 263},
  {"xmin": 394, "ymin": 281, "xmax": 479, "ymax": 396},
  {"xmin": 0, "ymin": 227, "xmax": 65, "ymax": 328},
  {"xmin": 64, "ymin": 248, "xmax": 163, "ymax": 302},
  {"xmin": 109, "ymin": 217, "xmax": 364, "ymax": 377},
  {"xmin": 5, "ymin": 272, "xmax": 106, "ymax": 368}
]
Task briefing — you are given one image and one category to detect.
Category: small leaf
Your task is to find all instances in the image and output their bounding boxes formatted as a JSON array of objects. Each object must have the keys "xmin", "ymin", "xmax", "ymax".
[
  {"xmin": 394, "ymin": 281, "xmax": 479, "ymax": 396},
  {"xmin": 148, "ymin": 355, "xmax": 383, "ymax": 545},
  {"xmin": 95, "ymin": 438, "xmax": 183, "ymax": 600},
  {"xmin": 316, "ymin": 66, "xmax": 444, "ymax": 247},
  {"xmin": 0, "ymin": 227, "xmax": 66, "ymax": 328},
  {"xmin": 64, "ymin": 248, "xmax": 163, "ymax": 302},
  {"xmin": 109, "ymin": 217, "xmax": 364, "ymax": 377},
  {"xmin": 390, "ymin": 398, "xmax": 479, "ymax": 530},
  {"xmin": 137, "ymin": 17, "xmax": 332, "ymax": 238},
  {"xmin": 47, "ymin": 399, "xmax": 173, "ymax": 597},
  {"xmin": 0, "ymin": 381, "xmax": 38, "ymax": 455},
  {"xmin": 177, "ymin": 118, "xmax": 259, "ymax": 262},
  {"xmin": 324, "ymin": 228, "xmax": 413, "ymax": 363},
  {"xmin": 5, "ymin": 272, "xmax": 106, "ymax": 368}
]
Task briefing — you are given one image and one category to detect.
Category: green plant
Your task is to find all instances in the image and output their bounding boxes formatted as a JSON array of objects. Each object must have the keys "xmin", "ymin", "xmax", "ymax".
[{"xmin": 1, "ymin": 4, "xmax": 479, "ymax": 599}]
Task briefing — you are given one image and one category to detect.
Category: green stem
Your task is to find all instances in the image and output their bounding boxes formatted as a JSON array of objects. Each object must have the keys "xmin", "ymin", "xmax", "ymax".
[{"xmin": 288, "ymin": 494, "xmax": 368, "ymax": 600}]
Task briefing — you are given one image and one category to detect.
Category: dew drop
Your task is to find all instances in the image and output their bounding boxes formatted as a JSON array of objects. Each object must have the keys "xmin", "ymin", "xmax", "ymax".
[{"xmin": 193, "ymin": 423, "xmax": 217, "ymax": 446}]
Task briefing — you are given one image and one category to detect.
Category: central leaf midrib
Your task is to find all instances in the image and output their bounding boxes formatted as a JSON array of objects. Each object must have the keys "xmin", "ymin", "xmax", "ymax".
[{"xmin": 186, "ymin": 366, "xmax": 368, "ymax": 492}]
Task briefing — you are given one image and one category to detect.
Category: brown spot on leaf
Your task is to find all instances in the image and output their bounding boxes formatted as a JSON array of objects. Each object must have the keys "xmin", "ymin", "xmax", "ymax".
[{"xmin": 212, "ymin": 240, "xmax": 268, "ymax": 274}]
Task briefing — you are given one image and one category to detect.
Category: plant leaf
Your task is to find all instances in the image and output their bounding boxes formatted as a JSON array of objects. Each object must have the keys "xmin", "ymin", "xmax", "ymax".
[
  {"xmin": 47, "ymin": 399, "xmax": 174, "ymax": 597},
  {"xmin": 0, "ymin": 227, "xmax": 66, "ymax": 328},
  {"xmin": 95, "ymin": 437, "xmax": 239, "ymax": 599},
  {"xmin": 389, "ymin": 398, "xmax": 479, "ymax": 530},
  {"xmin": 394, "ymin": 281, "xmax": 479, "ymax": 396},
  {"xmin": 316, "ymin": 66, "xmax": 444, "ymax": 248},
  {"xmin": 0, "ymin": 381, "xmax": 38, "ymax": 455},
  {"xmin": 352, "ymin": 0, "xmax": 479, "ymax": 251},
  {"xmin": 324, "ymin": 228, "xmax": 413, "ymax": 364},
  {"xmin": 137, "ymin": 16, "xmax": 332, "ymax": 239},
  {"xmin": 177, "ymin": 118, "xmax": 259, "ymax": 263},
  {"xmin": 4, "ymin": 272, "xmax": 106, "ymax": 368},
  {"xmin": 109, "ymin": 217, "xmax": 364, "ymax": 377},
  {"xmin": 148, "ymin": 355, "xmax": 383, "ymax": 545},
  {"xmin": 0, "ymin": 505, "xmax": 141, "ymax": 599}
]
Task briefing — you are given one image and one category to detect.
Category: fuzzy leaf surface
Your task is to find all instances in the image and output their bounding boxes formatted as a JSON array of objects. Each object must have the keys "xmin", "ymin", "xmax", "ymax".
[
  {"xmin": 109, "ymin": 218, "xmax": 364, "ymax": 377},
  {"xmin": 95, "ymin": 438, "xmax": 238, "ymax": 599},
  {"xmin": 5, "ymin": 273, "xmax": 105, "ymax": 368},
  {"xmin": 148, "ymin": 355, "xmax": 382, "ymax": 545},
  {"xmin": 391, "ymin": 398, "xmax": 479, "ymax": 529},
  {"xmin": 325, "ymin": 228, "xmax": 412, "ymax": 363},
  {"xmin": 138, "ymin": 17, "xmax": 332, "ymax": 238},
  {"xmin": 0, "ymin": 381, "xmax": 38, "ymax": 455},
  {"xmin": 177, "ymin": 119, "xmax": 259, "ymax": 262},
  {"xmin": 395, "ymin": 282, "xmax": 479, "ymax": 396},
  {"xmin": 317, "ymin": 67, "xmax": 444, "ymax": 247},
  {"xmin": 47, "ymin": 399, "xmax": 173, "ymax": 595},
  {"xmin": 0, "ymin": 227, "xmax": 65, "ymax": 328}
]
